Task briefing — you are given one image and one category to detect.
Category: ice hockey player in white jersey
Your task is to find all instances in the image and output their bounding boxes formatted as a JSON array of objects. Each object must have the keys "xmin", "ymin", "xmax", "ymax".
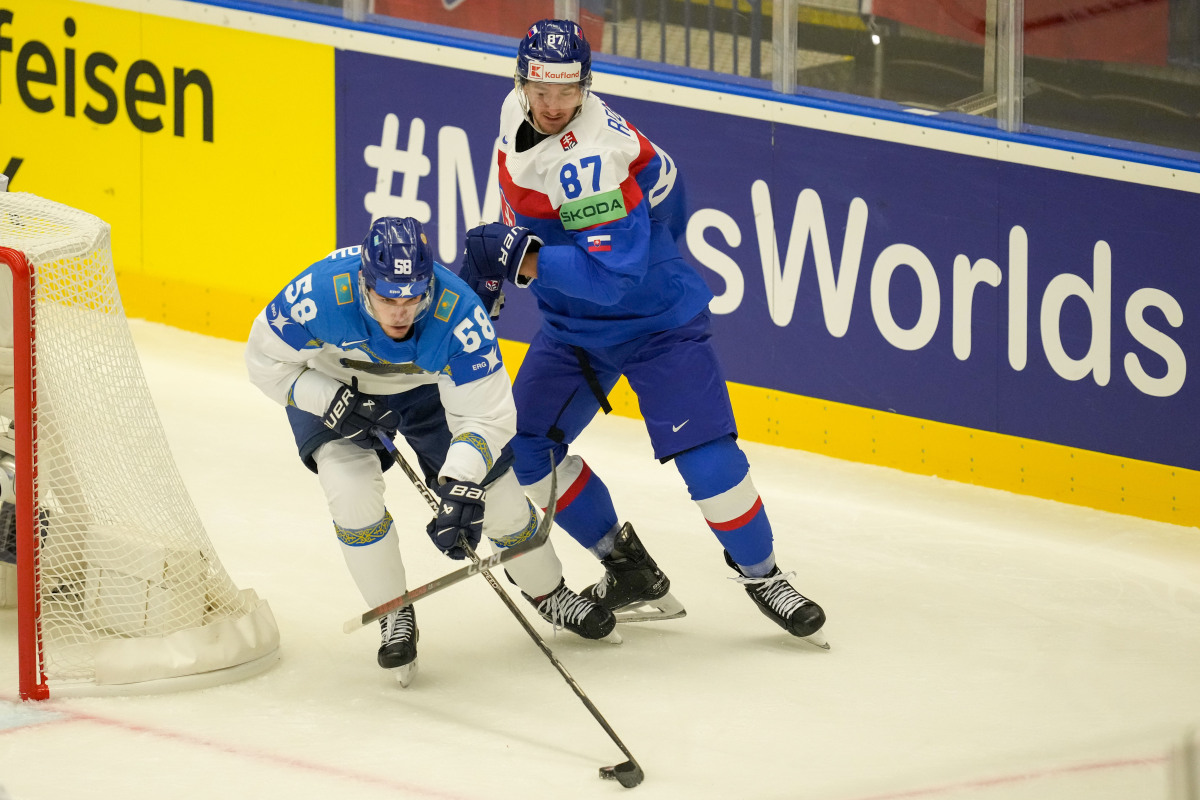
[
  {"xmin": 458, "ymin": 20, "xmax": 828, "ymax": 647},
  {"xmin": 246, "ymin": 216, "xmax": 617, "ymax": 686}
]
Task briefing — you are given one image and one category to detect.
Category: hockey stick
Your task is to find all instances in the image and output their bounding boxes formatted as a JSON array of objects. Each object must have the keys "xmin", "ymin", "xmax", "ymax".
[
  {"xmin": 377, "ymin": 431, "xmax": 645, "ymax": 789},
  {"xmin": 341, "ymin": 524, "xmax": 551, "ymax": 632},
  {"xmin": 341, "ymin": 454, "xmax": 553, "ymax": 634}
]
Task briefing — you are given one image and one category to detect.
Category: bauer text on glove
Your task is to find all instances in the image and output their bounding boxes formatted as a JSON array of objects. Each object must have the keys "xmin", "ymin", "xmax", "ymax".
[
  {"xmin": 458, "ymin": 223, "xmax": 542, "ymax": 317},
  {"xmin": 426, "ymin": 480, "xmax": 485, "ymax": 560},
  {"xmin": 321, "ymin": 377, "xmax": 398, "ymax": 449}
]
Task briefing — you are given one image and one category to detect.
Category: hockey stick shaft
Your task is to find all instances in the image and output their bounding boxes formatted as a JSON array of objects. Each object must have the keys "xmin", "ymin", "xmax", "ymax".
[
  {"xmin": 378, "ymin": 432, "xmax": 644, "ymax": 784},
  {"xmin": 341, "ymin": 529, "xmax": 550, "ymax": 633},
  {"xmin": 342, "ymin": 440, "xmax": 551, "ymax": 633}
]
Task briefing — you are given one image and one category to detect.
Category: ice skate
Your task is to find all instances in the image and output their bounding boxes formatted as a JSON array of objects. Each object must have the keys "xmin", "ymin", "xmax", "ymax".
[
  {"xmin": 378, "ymin": 606, "xmax": 419, "ymax": 687},
  {"xmin": 725, "ymin": 551, "xmax": 828, "ymax": 649},
  {"xmin": 525, "ymin": 578, "xmax": 621, "ymax": 643},
  {"xmin": 582, "ymin": 522, "xmax": 686, "ymax": 623}
]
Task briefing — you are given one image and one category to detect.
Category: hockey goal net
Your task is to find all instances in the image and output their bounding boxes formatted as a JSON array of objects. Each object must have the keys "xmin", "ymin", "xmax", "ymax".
[{"xmin": 0, "ymin": 192, "xmax": 279, "ymax": 699}]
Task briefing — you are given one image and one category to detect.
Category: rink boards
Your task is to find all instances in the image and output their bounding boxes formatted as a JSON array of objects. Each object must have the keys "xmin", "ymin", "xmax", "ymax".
[{"xmin": 1, "ymin": 0, "xmax": 1197, "ymax": 526}]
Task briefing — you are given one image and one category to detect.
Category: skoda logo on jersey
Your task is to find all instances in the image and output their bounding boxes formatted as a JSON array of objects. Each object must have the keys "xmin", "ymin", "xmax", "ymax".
[{"xmin": 560, "ymin": 191, "xmax": 627, "ymax": 230}]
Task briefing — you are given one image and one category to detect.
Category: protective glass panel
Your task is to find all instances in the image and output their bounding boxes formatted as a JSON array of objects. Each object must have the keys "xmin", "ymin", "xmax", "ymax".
[{"xmin": 1020, "ymin": 0, "xmax": 1200, "ymax": 157}]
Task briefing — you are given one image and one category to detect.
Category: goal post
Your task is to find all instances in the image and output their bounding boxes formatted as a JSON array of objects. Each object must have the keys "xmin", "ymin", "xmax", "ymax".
[{"xmin": 0, "ymin": 192, "xmax": 280, "ymax": 699}]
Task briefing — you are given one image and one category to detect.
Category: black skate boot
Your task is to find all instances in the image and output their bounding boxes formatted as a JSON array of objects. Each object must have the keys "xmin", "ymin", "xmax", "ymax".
[
  {"xmin": 524, "ymin": 579, "xmax": 618, "ymax": 641},
  {"xmin": 378, "ymin": 605, "xmax": 419, "ymax": 686},
  {"xmin": 724, "ymin": 550, "xmax": 828, "ymax": 648},
  {"xmin": 581, "ymin": 523, "xmax": 686, "ymax": 622}
]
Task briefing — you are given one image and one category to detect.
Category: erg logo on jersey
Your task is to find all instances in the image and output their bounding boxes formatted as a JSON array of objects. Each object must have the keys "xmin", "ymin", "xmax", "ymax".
[{"xmin": 560, "ymin": 132, "xmax": 578, "ymax": 151}]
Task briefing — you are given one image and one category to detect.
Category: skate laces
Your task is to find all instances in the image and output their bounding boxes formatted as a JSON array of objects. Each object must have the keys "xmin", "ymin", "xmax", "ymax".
[
  {"xmin": 381, "ymin": 608, "xmax": 415, "ymax": 644},
  {"xmin": 592, "ymin": 571, "xmax": 614, "ymax": 600},
  {"xmin": 538, "ymin": 584, "xmax": 595, "ymax": 632},
  {"xmin": 733, "ymin": 570, "xmax": 810, "ymax": 617}
]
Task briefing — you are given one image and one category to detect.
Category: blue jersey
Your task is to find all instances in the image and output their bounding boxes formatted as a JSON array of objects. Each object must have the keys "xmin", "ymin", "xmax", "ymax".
[
  {"xmin": 246, "ymin": 246, "xmax": 515, "ymax": 484},
  {"xmin": 260, "ymin": 247, "xmax": 503, "ymax": 392},
  {"xmin": 497, "ymin": 90, "xmax": 712, "ymax": 348}
]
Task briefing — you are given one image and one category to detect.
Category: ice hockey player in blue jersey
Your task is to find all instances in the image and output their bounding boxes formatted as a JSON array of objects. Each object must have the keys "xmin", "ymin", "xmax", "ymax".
[
  {"xmin": 459, "ymin": 20, "xmax": 828, "ymax": 647},
  {"xmin": 246, "ymin": 216, "xmax": 617, "ymax": 687}
]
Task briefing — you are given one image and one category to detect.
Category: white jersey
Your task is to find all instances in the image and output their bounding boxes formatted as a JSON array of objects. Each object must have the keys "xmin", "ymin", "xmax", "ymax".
[{"xmin": 495, "ymin": 88, "xmax": 710, "ymax": 347}]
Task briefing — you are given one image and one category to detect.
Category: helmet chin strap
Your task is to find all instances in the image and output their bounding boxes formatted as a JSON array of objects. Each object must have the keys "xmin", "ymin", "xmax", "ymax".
[{"xmin": 359, "ymin": 275, "xmax": 380, "ymax": 322}]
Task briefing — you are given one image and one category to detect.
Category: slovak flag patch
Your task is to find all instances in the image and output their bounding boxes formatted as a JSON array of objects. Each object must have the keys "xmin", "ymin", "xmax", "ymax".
[
  {"xmin": 587, "ymin": 234, "xmax": 612, "ymax": 252},
  {"xmin": 560, "ymin": 131, "xmax": 578, "ymax": 151}
]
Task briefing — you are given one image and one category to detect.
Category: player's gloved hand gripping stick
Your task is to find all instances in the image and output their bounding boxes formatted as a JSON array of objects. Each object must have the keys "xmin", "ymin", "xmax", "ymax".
[
  {"xmin": 426, "ymin": 479, "xmax": 485, "ymax": 560},
  {"xmin": 321, "ymin": 377, "xmax": 398, "ymax": 448},
  {"xmin": 341, "ymin": 453, "xmax": 554, "ymax": 634},
  {"xmin": 351, "ymin": 430, "xmax": 646, "ymax": 789}
]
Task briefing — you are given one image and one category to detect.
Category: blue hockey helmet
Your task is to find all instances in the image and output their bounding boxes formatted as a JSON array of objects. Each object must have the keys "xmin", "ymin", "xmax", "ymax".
[
  {"xmin": 516, "ymin": 19, "xmax": 592, "ymax": 87},
  {"xmin": 360, "ymin": 217, "xmax": 433, "ymax": 301},
  {"xmin": 515, "ymin": 20, "xmax": 592, "ymax": 134}
]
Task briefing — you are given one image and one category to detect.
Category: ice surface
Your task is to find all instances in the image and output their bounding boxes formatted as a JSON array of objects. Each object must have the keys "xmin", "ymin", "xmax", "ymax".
[{"xmin": 1, "ymin": 320, "xmax": 1197, "ymax": 800}]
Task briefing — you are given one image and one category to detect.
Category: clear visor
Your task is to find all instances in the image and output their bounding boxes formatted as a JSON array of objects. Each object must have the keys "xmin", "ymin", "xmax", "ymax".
[
  {"xmin": 359, "ymin": 274, "xmax": 433, "ymax": 325},
  {"xmin": 516, "ymin": 79, "xmax": 588, "ymax": 134}
]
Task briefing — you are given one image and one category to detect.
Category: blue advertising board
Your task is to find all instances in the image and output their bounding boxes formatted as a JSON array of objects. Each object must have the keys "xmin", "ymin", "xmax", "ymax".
[{"xmin": 334, "ymin": 48, "xmax": 1199, "ymax": 472}]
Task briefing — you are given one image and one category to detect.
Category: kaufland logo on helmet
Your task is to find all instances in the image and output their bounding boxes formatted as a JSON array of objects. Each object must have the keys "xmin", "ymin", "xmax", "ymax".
[{"xmin": 528, "ymin": 60, "xmax": 581, "ymax": 83}]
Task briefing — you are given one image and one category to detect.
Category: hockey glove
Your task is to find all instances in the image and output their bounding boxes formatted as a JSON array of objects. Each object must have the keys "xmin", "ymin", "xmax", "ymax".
[
  {"xmin": 426, "ymin": 480, "xmax": 485, "ymax": 560},
  {"xmin": 459, "ymin": 223, "xmax": 542, "ymax": 319},
  {"xmin": 321, "ymin": 377, "xmax": 398, "ymax": 449}
]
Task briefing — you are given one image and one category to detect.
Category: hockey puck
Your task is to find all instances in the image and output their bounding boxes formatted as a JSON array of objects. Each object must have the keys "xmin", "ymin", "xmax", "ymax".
[{"xmin": 599, "ymin": 760, "xmax": 644, "ymax": 788}]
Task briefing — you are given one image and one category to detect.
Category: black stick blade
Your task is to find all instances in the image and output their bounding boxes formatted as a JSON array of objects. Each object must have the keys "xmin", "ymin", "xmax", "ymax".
[{"xmin": 599, "ymin": 761, "xmax": 644, "ymax": 788}]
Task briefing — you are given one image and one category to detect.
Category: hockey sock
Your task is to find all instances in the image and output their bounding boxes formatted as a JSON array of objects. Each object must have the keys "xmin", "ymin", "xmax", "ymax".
[
  {"xmin": 336, "ymin": 513, "xmax": 408, "ymax": 608},
  {"xmin": 674, "ymin": 437, "xmax": 776, "ymax": 577},
  {"xmin": 525, "ymin": 453, "xmax": 619, "ymax": 551},
  {"xmin": 587, "ymin": 523, "xmax": 622, "ymax": 560}
]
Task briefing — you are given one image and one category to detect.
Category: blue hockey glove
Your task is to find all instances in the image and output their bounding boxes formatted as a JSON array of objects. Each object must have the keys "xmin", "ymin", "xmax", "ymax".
[
  {"xmin": 471, "ymin": 277, "xmax": 506, "ymax": 321},
  {"xmin": 459, "ymin": 223, "xmax": 542, "ymax": 319},
  {"xmin": 321, "ymin": 377, "xmax": 398, "ymax": 449},
  {"xmin": 426, "ymin": 480, "xmax": 486, "ymax": 560}
]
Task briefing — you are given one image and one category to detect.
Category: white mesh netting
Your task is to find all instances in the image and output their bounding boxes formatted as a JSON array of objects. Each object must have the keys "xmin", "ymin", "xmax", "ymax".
[{"xmin": 0, "ymin": 192, "xmax": 278, "ymax": 692}]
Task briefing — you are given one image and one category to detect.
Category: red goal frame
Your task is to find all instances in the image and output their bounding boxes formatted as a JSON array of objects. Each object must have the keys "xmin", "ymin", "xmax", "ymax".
[{"xmin": 0, "ymin": 245, "xmax": 48, "ymax": 700}]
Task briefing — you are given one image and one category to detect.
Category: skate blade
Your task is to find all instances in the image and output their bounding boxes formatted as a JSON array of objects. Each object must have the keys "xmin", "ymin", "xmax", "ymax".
[
  {"xmin": 800, "ymin": 629, "xmax": 830, "ymax": 650},
  {"xmin": 612, "ymin": 592, "xmax": 687, "ymax": 624},
  {"xmin": 601, "ymin": 628, "xmax": 624, "ymax": 645},
  {"xmin": 390, "ymin": 658, "xmax": 419, "ymax": 688}
]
